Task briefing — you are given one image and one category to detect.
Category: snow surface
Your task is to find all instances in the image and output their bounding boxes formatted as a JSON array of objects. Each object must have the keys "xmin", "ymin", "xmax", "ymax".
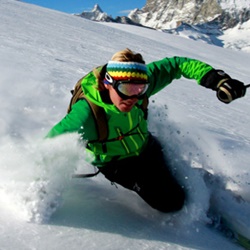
[{"xmin": 1, "ymin": 0, "xmax": 250, "ymax": 249}]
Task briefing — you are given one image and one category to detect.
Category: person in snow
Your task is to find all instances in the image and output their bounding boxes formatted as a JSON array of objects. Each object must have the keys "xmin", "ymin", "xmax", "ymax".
[{"xmin": 46, "ymin": 48, "xmax": 246, "ymax": 213}]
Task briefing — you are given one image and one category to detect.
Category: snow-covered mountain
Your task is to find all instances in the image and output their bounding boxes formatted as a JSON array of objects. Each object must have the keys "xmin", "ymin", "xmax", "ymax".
[
  {"xmin": 76, "ymin": 4, "xmax": 113, "ymax": 22},
  {"xmin": 129, "ymin": 0, "xmax": 250, "ymax": 30},
  {"xmin": 76, "ymin": 4, "xmax": 145, "ymax": 27},
  {"xmin": 77, "ymin": 1, "xmax": 250, "ymax": 53}
]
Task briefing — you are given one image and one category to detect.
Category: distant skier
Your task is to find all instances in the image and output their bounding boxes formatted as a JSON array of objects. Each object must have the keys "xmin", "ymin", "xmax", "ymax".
[{"xmin": 46, "ymin": 48, "xmax": 246, "ymax": 213}]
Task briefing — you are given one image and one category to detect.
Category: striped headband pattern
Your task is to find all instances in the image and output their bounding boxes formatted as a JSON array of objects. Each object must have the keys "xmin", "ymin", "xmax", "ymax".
[{"xmin": 106, "ymin": 61, "xmax": 148, "ymax": 82}]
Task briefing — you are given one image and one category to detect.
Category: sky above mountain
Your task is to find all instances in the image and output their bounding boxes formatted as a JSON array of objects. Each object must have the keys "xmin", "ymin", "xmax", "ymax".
[
  {"xmin": 1, "ymin": 1, "xmax": 250, "ymax": 249},
  {"xmin": 21, "ymin": 0, "xmax": 146, "ymax": 18}
]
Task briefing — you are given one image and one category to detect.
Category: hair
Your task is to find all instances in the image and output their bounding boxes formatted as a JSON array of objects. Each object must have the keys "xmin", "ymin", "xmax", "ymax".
[
  {"xmin": 110, "ymin": 48, "xmax": 145, "ymax": 63},
  {"xmin": 93, "ymin": 48, "xmax": 145, "ymax": 91}
]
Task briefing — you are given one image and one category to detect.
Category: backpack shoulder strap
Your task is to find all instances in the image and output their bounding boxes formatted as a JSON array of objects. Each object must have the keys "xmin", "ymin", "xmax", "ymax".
[
  {"xmin": 83, "ymin": 97, "xmax": 108, "ymax": 142},
  {"xmin": 67, "ymin": 77, "xmax": 108, "ymax": 142},
  {"xmin": 67, "ymin": 77, "xmax": 85, "ymax": 113}
]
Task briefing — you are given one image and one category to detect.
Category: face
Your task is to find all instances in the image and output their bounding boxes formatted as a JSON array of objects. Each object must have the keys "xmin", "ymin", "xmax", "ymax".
[{"xmin": 104, "ymin": 84, "xmax": 139, "ymax": 112}]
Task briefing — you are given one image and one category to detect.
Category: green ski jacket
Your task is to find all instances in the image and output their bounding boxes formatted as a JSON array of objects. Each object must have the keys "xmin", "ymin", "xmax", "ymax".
[{"xmin": 46, "ymin": 57, "xmax": 213, "ymax": 166}]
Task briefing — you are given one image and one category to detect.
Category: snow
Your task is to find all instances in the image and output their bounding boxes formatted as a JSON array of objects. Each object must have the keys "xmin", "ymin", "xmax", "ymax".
[
  {"xmin": 219, "ymin": 0, "xmax": 250, "ymax": 9},
  {"xmin": 0, "ymin": 0, "xmax": 250, "ymax": 249},
  {"xmin": 220, "ymin": 20, "xmax": 250, "ymax": 53}
]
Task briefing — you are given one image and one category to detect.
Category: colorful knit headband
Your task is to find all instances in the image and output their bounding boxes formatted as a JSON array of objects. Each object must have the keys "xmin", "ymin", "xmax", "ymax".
[{"xmin": 106, "ymin": 61, "xmax": 148, "ymax": 82}]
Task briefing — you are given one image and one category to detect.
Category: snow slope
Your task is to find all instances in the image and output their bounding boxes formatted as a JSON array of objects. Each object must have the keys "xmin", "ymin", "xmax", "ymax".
[{"xmin": 0, "ymin": 0, "xmax": 250, "ymax": 249}]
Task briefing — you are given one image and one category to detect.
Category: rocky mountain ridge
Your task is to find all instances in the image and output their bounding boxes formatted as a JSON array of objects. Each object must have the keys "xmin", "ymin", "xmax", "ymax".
[
  {"xmin": 76, "ymin": 1, "xmax": 250, "ymax": 53},
  {"xmin": 77, "ymin": 1, "xmax": 250, "ymax": 30},
  {"xmin": 129, "ymin": 0, "xmax": 250, "ymax": 30},
  {"xmin": 76, "ymin": 4, "xmax": 144, "ymax": 26}
]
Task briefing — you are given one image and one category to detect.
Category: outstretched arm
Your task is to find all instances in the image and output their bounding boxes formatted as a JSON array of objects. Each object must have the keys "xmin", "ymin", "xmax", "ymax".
[{"xmin": 147, "ymin": 57, "xmax": 246, "ymax": 103}]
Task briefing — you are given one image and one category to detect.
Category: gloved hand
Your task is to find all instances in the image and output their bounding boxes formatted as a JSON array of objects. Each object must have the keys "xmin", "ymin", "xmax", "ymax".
[
  {"xmin": 200, "ymin": 69, "xmax": 246, "ymax": 104},
  {"xmin": 216, "ymin": 79, "xmax": 246, "ymax": 104}
]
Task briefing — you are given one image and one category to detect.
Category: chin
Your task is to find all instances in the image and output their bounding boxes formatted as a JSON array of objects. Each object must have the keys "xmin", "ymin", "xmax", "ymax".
[{"xmin": 119, "ymin": 105, "xmax": 133, "ymax": 112}]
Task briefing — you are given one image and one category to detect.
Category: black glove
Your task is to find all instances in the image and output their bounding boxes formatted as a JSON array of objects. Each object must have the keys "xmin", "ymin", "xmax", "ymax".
[
  {"xmin": 200, "ymin": 69, "xmax": 246, "ymax": 104},
  {"xmin": 216, "ymin": 79, "xmax": 246, "ymax": 104}
]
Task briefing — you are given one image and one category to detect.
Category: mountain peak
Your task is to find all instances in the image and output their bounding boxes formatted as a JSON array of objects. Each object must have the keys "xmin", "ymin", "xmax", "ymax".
[
  {"xmin": 92, "ymin": 4, "xmax": 103, "ymax": 13},
  {"xmin": 77, "ymin": 4, "xmax": 112, "ymax": 22}
]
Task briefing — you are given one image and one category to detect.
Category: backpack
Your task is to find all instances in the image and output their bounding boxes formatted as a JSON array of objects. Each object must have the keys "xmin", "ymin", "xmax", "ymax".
[
  {"xmin": 67, "ymin": 76, "xmax": 108, "ymax": 142},
  {"xmin": 67, "ymin": 75, "xmax": 149, "ymax": 143}
]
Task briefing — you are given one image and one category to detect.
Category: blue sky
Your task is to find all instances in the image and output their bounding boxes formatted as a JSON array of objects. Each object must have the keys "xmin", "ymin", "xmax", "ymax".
[{"xmin": 21, "ymin": 0, "xmax": 146, "ymax": 17}]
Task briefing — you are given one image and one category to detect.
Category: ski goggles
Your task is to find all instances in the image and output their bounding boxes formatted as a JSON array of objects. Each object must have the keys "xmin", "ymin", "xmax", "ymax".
[{"xmin": 104, "ymin": 72, "xmax": 149, "ymax": 100}]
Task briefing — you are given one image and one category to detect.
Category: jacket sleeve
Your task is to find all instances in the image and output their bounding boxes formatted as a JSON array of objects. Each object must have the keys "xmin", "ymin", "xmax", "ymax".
[
  {"xmin": 147, "ymin": 57, "xmax": 213, "ymax": 95},
  {"xmin": 45, "ymin": 99, "xmax": 97, "ymax": 139}
]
